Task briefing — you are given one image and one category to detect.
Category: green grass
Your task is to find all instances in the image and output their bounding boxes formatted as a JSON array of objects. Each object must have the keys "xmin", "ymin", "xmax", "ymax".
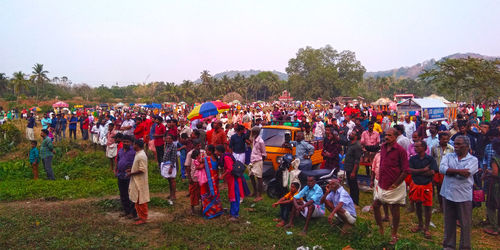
[
  {"xmin": 0, "ymin": 146, "xmax": 495, "ymax": 249},
  {"xmin": 0, "ymin": 149, "xmax": 185, "ymax": 201}
]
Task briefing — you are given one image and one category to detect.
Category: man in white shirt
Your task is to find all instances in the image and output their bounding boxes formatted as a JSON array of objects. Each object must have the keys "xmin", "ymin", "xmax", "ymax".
[
  {"xmin": 313, "ymin": 116, "xmax": 325, "ymax": 140},
  {"xmin": 121, "ymin": 113, "xmax": 135, "ymax": 136},
  {"xmin": 402, "ymin": 116, "xmax": 416, "ymax": 138},
  {"xmin": 395, "ymin": 125, "xmax": 411, "ymax": 151}
]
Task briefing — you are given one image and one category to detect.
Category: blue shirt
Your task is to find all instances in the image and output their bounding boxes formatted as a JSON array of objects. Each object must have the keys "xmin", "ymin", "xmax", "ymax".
[
  {"xmin": 29, "ymin": 147, "xmax": 39, "ymax": 164},
  {"xmin": 27, "ymin": 117, "xmax": 35, "ymax": 128},
  {"xmin": 326, "ymin": 186, "xmax": 356, "ymax": 217},
  {"xmin": 229, "ymin": 133, "xmax": 247, "ymax": 154},
  {"xmin": 294, "ymin": 184, "xmax": 324, "ymax": 209},
  {"xmin": 41, "ymin": 118, "xmax": 51, "ymax": 129},
  {"xmin": 425, "ymin": 135, "xmax": 439, "ymax": 151},
  {"xmin": 439, "ymin": 153, "xmax": 478, "ymax": 202},
  {"xmin": 292, "ymin": 140, "xmax": 315, "ymax": 161},
  {"xmin": 51, "ymin": 117, "xmax": 57, "ymax": 128},
  {"xmin": 116, "ymin": 147, "xmax": 136, "ymax": 180},
  {"xmin": 483, "ymin": 143, "xmax": 494, "ymax": 170},
  {"xmin": 69, "ymin": 117, "xmax": 78, "ymax": 130}
]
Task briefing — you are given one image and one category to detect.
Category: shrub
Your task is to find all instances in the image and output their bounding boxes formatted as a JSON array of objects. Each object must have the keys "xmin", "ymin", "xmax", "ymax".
[{"xmin": 0, "ymin": 122, "xmax": 22, "ymax": 156}]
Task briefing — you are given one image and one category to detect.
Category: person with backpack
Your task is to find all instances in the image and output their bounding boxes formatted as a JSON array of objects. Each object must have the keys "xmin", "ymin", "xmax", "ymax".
[
  {"xmin": 249, "ymin": 126, "xmax": 266, "ymax": 202},
  {"xmin": 216, "ymin": 145, "xmax": 246, "ymax": 222}
]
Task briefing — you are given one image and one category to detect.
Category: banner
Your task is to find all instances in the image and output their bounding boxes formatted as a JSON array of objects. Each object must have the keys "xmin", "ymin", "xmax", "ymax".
[{"xmin": 422, "ymin": 108, "xmax": 445, "ymax": 120}]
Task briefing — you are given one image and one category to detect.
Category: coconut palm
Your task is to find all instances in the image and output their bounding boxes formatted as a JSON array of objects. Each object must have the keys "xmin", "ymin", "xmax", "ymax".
[
  {"xmin": 0, "ymin": 73, "xmax": 9, "ymax": 93},
  {"xmin": 11, "ymin": 71, "xmax": 29, "ymax": 102},
  {"xmin": 31, "ymin": 63, "xmax": 49, "ymax": 101}
]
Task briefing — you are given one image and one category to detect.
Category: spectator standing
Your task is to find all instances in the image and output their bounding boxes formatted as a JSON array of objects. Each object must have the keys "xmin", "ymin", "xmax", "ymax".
[
  {"xmin": 40, "ymin": 129, "xmax": 55, "ymax": 180},
  {"xmin": 439, "ymin": 136, "xmax": 478, "ymax": 250},
  {"xmin": 372, "ymin": 128, "xmax": 409, "ymax": 245},
  {"xmin": 343, "ymin": 132, "xmax": 363, "ymax": 205}
]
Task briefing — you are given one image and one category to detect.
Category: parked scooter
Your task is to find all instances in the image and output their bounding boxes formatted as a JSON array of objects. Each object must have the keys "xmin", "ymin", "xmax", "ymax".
[{"xmin": 267, "ymin": 153, "xmax": 337, "ymax": 199}]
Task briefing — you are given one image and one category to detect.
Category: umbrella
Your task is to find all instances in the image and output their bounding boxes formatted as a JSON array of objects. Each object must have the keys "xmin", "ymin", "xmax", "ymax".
[
  {"xmin": 52, "ymin": 101, "xmax": 69, "ymax": 108},
  {"xmin": 187, "ymin": 101, "xmax": 230, "ymax": 120},
  {"xmin": 178, "ymin": 101, "xmax": 187, "ymax": 105},
  {"xmin": 115, "ymin": 102, "xmax": 125, "ymax": 107},
  {"xmin": 74, "ymin": 104, "xmax": 83, "ymax": 108},
  {"xmin": 231, "ymin": 100, "xmax": 241, "ymax": 104},
  {"xmin": 30, "ymin": 107, "xmax": 41, "ymax": 112}
]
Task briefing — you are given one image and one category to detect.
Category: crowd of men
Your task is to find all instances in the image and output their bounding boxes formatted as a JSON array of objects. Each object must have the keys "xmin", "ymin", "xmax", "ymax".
[{"xmin": 18, "ymin": 101, "xmax": 500, "ymax": 247}]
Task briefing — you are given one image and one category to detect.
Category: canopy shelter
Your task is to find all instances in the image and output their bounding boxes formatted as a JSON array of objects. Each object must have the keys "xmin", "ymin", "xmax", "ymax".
[
  {"xmin": 142, "ymin": 103, "xmax": 162, "ymax": 109},
  {"xmin": 425, "ymin": 94, "xmax": 458, "ymax": 121},
  {"xmin": 115, "ymin": 102, "xmax": 125, "ymax": 107},
  {"xmin": 371, "ymin": 97, "xmax": 394, "ymax": 112},
  {"xmin": 397, "ymin": 98, "xmax": 447, "ymax": 122},
  {"xmin": 52, "ymin": 101, "xmax": 69, "ymax": 108}
]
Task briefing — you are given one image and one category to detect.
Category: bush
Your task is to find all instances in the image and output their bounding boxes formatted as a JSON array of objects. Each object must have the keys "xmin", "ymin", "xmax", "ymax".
[{"xmin": 0, "ymin": 122, "xmax": 22, "ymax": 156}]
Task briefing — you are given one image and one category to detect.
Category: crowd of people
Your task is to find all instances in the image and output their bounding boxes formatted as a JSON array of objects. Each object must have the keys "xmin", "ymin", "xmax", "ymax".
[{"xmin": 16, "ymin": 100, "xmax": 500, "ymax": 247}]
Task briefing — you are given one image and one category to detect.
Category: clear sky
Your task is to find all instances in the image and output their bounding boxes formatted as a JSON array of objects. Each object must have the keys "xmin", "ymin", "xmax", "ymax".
[{"xmin": 1, "ymin": 0, "xmax": 499, "ymax": 86}]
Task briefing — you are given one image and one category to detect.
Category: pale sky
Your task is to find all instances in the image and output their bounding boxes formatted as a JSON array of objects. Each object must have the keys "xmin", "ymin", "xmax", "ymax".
[{"xmin": 1, "ymin": 0, "xmax": 499, "ymax": 86}]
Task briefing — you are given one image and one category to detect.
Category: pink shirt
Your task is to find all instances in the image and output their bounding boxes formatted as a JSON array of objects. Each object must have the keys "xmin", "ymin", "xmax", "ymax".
[
  {"xmin": 407, "ymin": 143, "xmax": 430, "ymax": 160},
  {"xmin": 250, "ymin": 136, "xmax": 267, "ymax": 163},
  {"xmin": 360, "ymin": 130, "xmax": 380, "ymax": 146}
]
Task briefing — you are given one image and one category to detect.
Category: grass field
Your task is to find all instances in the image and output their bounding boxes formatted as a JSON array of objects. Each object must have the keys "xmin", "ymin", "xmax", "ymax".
[{"xmin": 0, "ymin": 121, "xmax": 498, "ymax": 249}]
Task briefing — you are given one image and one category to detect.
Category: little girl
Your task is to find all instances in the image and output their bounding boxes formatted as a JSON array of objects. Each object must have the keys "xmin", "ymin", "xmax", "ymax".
[{"xmin": 191, "ymin": 149, "xmax": 206, "ymax": 214}]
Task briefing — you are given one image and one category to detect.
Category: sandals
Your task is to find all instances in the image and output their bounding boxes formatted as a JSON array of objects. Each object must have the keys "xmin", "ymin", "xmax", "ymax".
[
  {"xmin": 389, "ymin": 236, "xmax": 399, "ymax": 245},
  {"xmin": 410, "ymin": 226, "xmax": 422, "ymax": 233},
  {"xmin": 483, "ymin": 228, "xmax": 499, "ymax": 236},
  {"xmin": 424, "ymin": 230, "xmax": 432, "ymax": 239}
]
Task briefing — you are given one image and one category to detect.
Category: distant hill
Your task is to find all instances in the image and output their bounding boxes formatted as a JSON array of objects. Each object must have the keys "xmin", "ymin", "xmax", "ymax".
[
  {"xmin": 364, "ymin": 53, "xmax": 500, "ymax": 79},
  {"xmin": 194, "ymin": 70, "xmax": 288, "ymax": 83}
]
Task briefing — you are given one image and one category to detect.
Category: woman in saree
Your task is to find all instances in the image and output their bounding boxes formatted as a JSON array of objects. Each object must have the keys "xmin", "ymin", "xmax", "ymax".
[
  {"xmin": 199, "ymin": 145, "xmax": 223, "ymax": 219},
  {"xmin": 216, "ymin": 145, "xmax": 246, "ymax": 222}
]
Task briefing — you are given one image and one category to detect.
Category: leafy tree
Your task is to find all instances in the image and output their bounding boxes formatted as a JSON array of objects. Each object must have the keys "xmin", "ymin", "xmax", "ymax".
[
  {"xmin": 286, "ymin": 45, "xmax": 365, "ymax": 100},
  {"xmin": 419, "ymin": 57, "xmax": 500, "ymax": 103},
  {"xmin": 10, "ymin": 72, "xmax": 29, "ymax": 101},
  {"xmin": 31, "ymin": 63, "xmax": 49, "ymax": 101}
]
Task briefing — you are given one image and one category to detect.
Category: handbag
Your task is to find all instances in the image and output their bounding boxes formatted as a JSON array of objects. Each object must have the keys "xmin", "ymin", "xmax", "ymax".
[
  {"xmin": 230, "ymin": 154, "xmax": 246, "ymax": 177},
  {"xmin": 160, "ymin": 161, "xmax": 176, "ymax": 178},
  {"xmin": 473, "ymin": 189, "xmax": 485, "ymax": 203}
]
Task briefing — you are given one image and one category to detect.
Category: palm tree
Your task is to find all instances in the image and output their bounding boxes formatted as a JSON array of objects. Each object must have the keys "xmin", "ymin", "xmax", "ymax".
[
  {"xmin": 0, "ymin": 73, "xmax": 9, "ymax": 93},
  {"xmin": 11, "ymin": 71, "xmax": 29, "ymax": 102},
  {"xmin": 31, "ymin": 63, "xmax": 49, "ymax": 101},
  {"xmin": 200, "ymin": 70, "xmax": 211, "ymax": 85}
]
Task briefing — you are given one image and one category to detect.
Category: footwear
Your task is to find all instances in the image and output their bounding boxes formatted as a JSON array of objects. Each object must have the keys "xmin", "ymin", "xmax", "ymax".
[
  {"xmin": 118, "ymin": 213, "xmax": 128, "ymax": 217},
  {"xmin": 125, "ymin": 214, "xmax": 136, "ymax": 219},
  {"xmin": 134, "ymin": 220, "xmax": 147, "ymax": 225},
  {"xmin": 133, "ymin": 217, "xmax": 141, "ymax": 221},
  {"xmin": 229, "ymin": 217, "xmax": 239, "ymax": 222},
  {"xmin": 253, "ymin": 197, "xmax": 263, "ymax": 202},
  {"xmin": 423, "ymin": 230, "xmax": 432, "ymax": 239},
  {"xmin": 273, "ymin": 218, "xmax": 281, "ymax": 222},
  {"xmin": 168, "ymin": 200, "xmax": 174, "ymax": 205},
  {"xmin": 410, "ymin": 226, "xmax": 422, "ymax": 233},
  {"xmin": 276, "ymin": 221, "xmax": 285, "ymax": 227},
  {"xmin": 389, "ymin": 236, "xmax": 399, "ymax": 245},
  {"xmin": 483, "ymin": 228, "xmax": 499, "ymax": 236}
]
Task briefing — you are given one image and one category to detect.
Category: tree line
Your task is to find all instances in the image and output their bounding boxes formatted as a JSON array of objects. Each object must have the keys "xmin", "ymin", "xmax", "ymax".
[{"xmin": 1, "ymin": 45, "xmax": 499, "ymax": 107}]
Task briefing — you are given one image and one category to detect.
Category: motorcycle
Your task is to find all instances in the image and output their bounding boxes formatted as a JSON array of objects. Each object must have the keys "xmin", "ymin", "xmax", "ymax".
[{"xmin": 266, "ymin": 153, "xmax": 337, "ymax": 199}]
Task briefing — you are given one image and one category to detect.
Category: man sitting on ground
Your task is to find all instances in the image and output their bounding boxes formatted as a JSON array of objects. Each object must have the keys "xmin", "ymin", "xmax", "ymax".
[
  {"xmin": 272, "ymin": 182, "xmax": 300, "ymax": 227},
  {"xmin": 285, "ymin": 176, "xmax": 324, "ymax": 235},
  {"xmin": 321, "ymin": 178, "xmax": 357, "ymax": 235}
]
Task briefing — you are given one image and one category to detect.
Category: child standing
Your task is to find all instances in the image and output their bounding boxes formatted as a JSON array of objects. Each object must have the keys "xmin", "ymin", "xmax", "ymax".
[{"xmin": 29, "ymin": 141, "xmax": 40, "ymax": 180}]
